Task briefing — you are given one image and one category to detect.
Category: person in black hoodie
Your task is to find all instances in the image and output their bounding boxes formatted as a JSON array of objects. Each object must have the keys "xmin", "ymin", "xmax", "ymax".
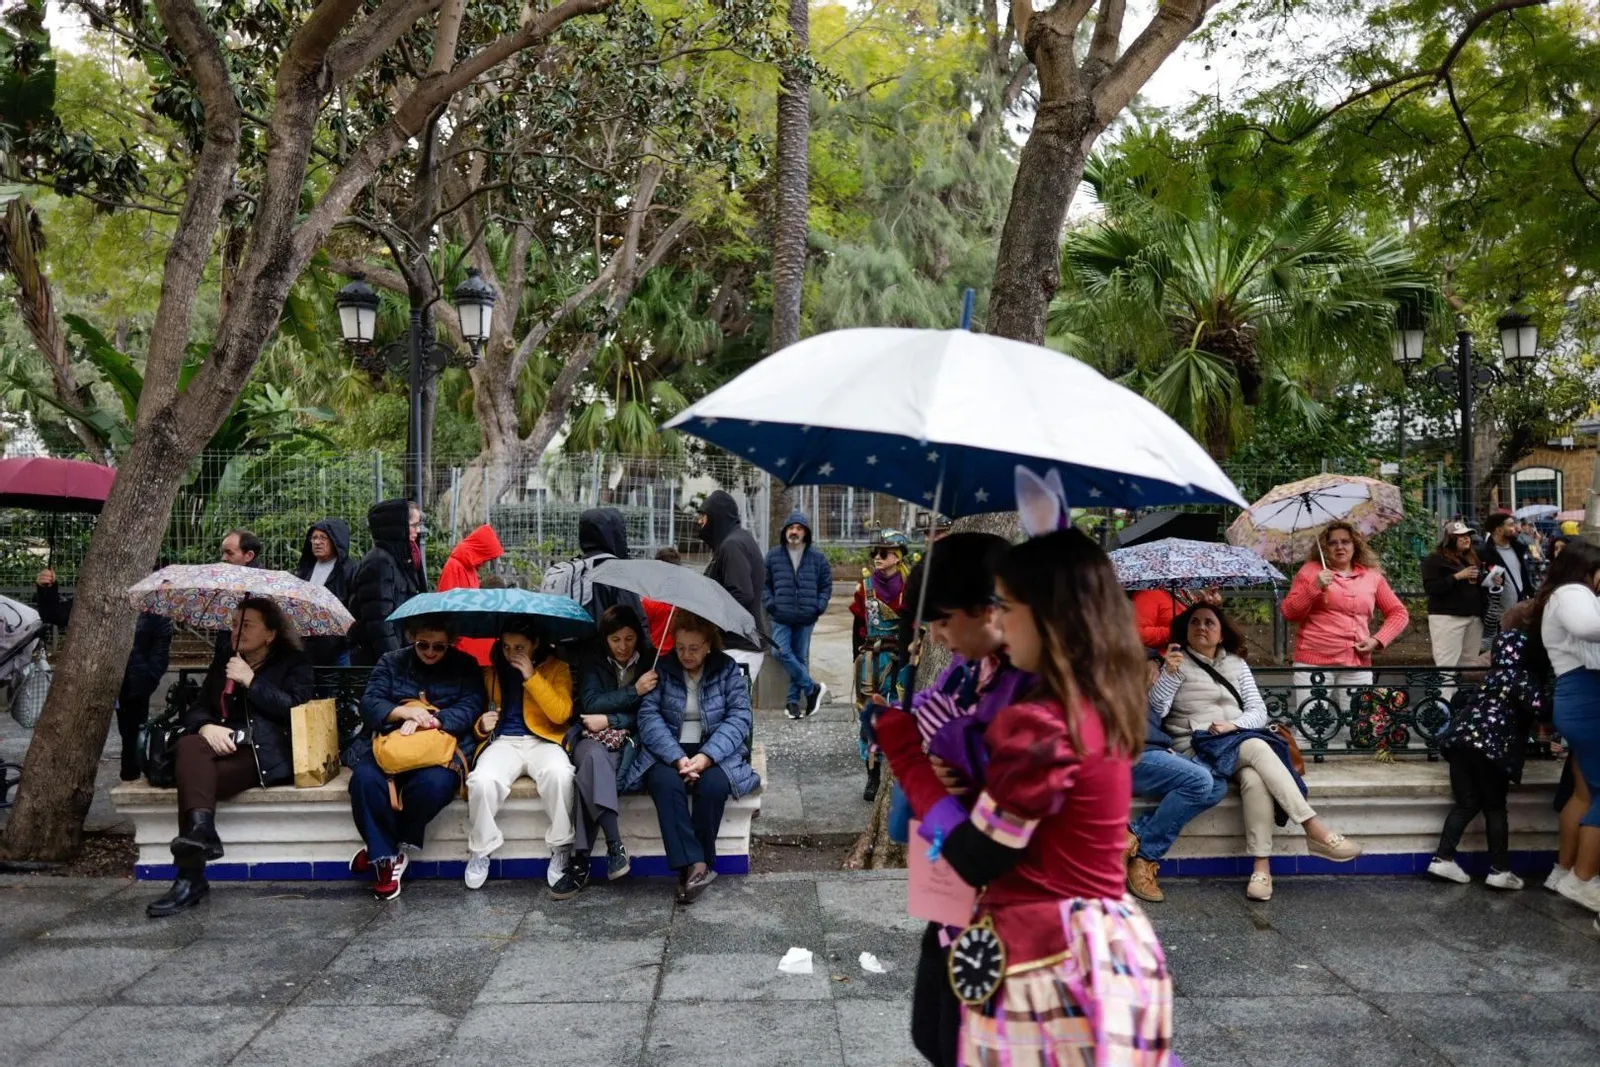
[
  {"xmin": 295, "ymin": 518, "xmax": 359, "ymax": 667},
  {"xmin": 696, "ymin": 490, "xmax": 767, "ymax": 679},
  {"xmin": 35, "ymin": 566, "xmax": 173, "ymax": 781},
  {"xmin": 347, "ymin": 500, "xmax": 428, "ymax": 665},
  {"xmin": 146, "ymin": 596, "xmax": 314, "ymax": 917}
]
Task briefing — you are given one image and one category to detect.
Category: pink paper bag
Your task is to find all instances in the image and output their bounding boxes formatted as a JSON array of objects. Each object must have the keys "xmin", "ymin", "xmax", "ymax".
[{"xmin": 907, "ymin": 819, "xmax": 978, "ymax": 926}]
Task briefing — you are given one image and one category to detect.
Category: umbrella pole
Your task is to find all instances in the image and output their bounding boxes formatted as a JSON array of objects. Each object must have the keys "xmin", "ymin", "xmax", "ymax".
[{"xmin": 899, "ymin": 471, "xmax": 946, "ymax": 713}]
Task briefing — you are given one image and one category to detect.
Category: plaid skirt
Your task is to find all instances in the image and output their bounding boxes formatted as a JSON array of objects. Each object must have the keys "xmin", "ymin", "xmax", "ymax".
[{"xmin": 960, "ymin": 897, "xmax": 1172, "ymax": 1067}]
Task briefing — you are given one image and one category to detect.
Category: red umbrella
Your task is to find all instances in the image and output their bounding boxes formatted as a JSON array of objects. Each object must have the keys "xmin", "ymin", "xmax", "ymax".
[{"xmin": 0, "ymin": 457, "xmax": 116, "ymax": 513}]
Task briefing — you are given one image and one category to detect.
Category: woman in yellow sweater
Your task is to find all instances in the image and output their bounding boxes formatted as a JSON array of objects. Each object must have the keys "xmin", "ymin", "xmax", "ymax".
[{"xmin": 463, "ymin": 622, "xmax": 576, "ymax": 896}]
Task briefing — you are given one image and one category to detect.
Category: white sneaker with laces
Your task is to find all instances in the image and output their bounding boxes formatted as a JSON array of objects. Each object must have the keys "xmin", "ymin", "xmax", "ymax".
[
  {"xmin": 1485, "ymin": 870, "xmax": 1524, "ymax": 891},
  {"xmin": 1556, "ymin": 873, "xmax": 1600, "ymax": 913},
  {"xmin": 1427, "ymin": 857, "xmax": 1470, "ymax": 884},
  {"xmin": 547, "ymin": 845, "xmax": 572, "ymax": 889},
  {"xmin": 464, "ymin": 851, "xmax": 492, "ymax": 890},
  {"xmin": 1546, "ymin": 865, "xmax": 1572, "ymax": 893}
]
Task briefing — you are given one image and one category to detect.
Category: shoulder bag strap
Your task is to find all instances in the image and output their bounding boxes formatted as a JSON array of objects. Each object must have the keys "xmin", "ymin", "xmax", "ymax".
[{"xmin": 1186, "ymin": 651, "xmax": 1246, "ymax": 712}]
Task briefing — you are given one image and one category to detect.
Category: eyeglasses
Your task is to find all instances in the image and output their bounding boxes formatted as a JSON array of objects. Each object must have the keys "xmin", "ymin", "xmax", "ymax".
[
  {"xmin": 676, "ymin": 643, "xmax": 710, "ymax": 656},
  {"xmin": 414, "ymin": 641, "xmax": 450, "ymax": 654}
]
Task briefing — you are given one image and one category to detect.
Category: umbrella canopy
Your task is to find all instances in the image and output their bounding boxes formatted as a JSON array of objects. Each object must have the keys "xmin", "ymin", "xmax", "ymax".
[
  {"xmin": 1115, "ymin": 510, "xmax": 1223, "ymax": 548},
  {"xmin": 663, "ymin": 328, "xmax": 1246, "ymax": 515},
  {"xmin": 1558, "ymin": 509, "xmax": 1585, "ymax": 523},
  {"xmin": 129, "ymin": 564, "xmax": 353, "ymax": 636},
  {"xmin": 1226, "ymin": 474, "xmax": 1404, "ymax": 565},
  {"xmin": 0, "ymin": 457, "xmax": 116, "ymax": 513},
  {"xmin": 387, "ymin": 588, "xmax": 596, "ymax": 642},
  {"xmin": 1110, "ymin": 539, "xmax": 1287, "ymax": 592},
  {"xmin": 589, "ymin": 559, "xmax": 762, "ymax": 646},
  {"xmin": 1514, "ymin": 504, "xmax": 1559, "ymax": 521}
]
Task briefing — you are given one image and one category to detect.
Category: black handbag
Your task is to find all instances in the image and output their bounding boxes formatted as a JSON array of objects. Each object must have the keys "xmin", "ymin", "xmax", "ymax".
[{"xmin": 141, "ymin": 712, "xmax": 183, "ymax": 788}]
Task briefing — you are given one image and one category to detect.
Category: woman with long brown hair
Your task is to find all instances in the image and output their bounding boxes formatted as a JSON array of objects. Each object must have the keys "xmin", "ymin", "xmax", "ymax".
[
  {"xmin": 1280, "ymin": 520, "xmax": 1409, "ymax": 741},
  {"xmin": 884, "ymin": 526, "xmax": 1172, "ymax": 1065},
  {"xmin": 1421, "ymin": 521, "xmax": 1487, "ymax": 682}
]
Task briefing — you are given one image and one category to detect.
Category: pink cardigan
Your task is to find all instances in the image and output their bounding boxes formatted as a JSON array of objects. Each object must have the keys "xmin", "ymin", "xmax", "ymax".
[{"xmin": 1280, "ymin": 561, "xmax": 1410, "ymax": 667}]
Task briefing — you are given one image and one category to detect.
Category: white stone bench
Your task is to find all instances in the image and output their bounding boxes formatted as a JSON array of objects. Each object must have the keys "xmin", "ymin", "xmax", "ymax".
[
  {"xmin": 1137, "ymin": 758, "xmax": 1560, "ymax": 877},
  {"xmin": 112, "ymin": 743, "xmax": 765, "ymax": 883}
]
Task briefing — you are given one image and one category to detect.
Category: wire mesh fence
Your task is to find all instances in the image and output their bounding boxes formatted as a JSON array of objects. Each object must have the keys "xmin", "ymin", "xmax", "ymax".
[{"xmin": 0, "ymin": 446, "xmax": 1551, "ymax": 597}]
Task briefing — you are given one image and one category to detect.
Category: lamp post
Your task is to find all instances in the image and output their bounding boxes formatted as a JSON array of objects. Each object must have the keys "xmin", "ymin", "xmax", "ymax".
[
  {"xmin": 1392, "ymin": 304, "xmax": 1540, "ymax": 524},
  {"xmin": 336, "ymin": 268, "xmax": 497, "ymax": 503}
]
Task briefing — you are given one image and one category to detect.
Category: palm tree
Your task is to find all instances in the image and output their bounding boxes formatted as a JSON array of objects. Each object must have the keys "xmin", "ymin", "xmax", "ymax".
[{"xmin": 1048, "ymin": 161, "xmax": 1430, "ymax": 456}]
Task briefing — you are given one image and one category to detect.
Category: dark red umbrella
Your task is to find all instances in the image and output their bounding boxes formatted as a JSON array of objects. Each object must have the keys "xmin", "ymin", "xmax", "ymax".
[{"xmin": 0, "ymin": 457, "xmax": 116, "ymax": 513}]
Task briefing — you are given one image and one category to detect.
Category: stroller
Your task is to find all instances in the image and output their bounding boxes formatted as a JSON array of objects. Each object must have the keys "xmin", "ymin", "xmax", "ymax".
[{"xmin": 0, "ymin": 594, "xmax": 45, "ymax": 807}]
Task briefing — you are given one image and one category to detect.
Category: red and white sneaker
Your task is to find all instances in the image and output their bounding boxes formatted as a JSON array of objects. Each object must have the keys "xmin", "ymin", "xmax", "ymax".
[
  {"xmin": 349, "ymin": 847, "xmax": 371, "ymax": 875},
  {"xmin": 372, "ymin": 853, "xmax": 407, "ymax": 901}
]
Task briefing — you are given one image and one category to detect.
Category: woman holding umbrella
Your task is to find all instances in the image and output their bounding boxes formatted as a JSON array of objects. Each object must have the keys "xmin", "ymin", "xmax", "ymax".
[
  {"xmin": 146, "ymin": 597, "xmax": 314, "ymax": 917},
  {"xmin": 1280, "ymin": 521, "xmax": 1410, "ymax": 736}
]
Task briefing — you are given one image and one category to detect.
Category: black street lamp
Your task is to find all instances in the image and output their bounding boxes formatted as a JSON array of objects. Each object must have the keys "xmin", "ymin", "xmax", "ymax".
[
  {"xmin": 1392, "ymin": 304, "xmax": 1541, "ymax": 524},
  {"xmin": 335, "ymin": 268, "xmax": 497, "ymax": 503}
]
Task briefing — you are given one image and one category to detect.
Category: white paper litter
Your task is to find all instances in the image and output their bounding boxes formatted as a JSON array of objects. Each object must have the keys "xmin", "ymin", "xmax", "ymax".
[
  {"xmin": 778, "ymin": 947, "xmax": 814, "ymax": 975},
  {"xmin": 859, "ymin": 952, "xmax": 887, "ymax": 974}
]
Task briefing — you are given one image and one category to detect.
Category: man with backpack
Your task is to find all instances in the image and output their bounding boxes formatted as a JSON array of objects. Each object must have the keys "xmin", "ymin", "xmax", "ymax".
[
  {"xmin": 542, "ymin": 508, "xmax": 645, "ymax": 627},
  {"xmin": 696, "ymin": 490, "xmax": 767, "ymax": 682}
]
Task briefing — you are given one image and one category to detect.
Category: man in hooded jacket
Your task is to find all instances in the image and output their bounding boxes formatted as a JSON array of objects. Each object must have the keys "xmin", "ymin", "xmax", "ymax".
[
  {"xmin": 438, "ymin": 524, "xmax": 504, "ymax": 665},
  {"xmin": 347, "ymin": 499, "xmax": 428, "ymax": 665},
  {"xmin": 696, "ymin": 490, "xmax": 766, "ymax": 680},
  {"xmin": 295, "ymin": 518, "xmax": 359, "ymax": 666},
  {"xmin": 763, "ymin": 509, "xmax": 831, "ymax": 717},
  {"xmin": 542, "ymin": 508, "xmax": 646, "ymax": 627}
]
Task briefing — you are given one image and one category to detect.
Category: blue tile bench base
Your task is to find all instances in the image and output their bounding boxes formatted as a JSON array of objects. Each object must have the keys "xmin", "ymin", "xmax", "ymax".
[
  {"xmin": 134, "ymin": 852, "xmax": 750, "ymax": 882},
  {"xmin": 1159, "ymin": 848, "xmax": 1557, "ymax": 878}
]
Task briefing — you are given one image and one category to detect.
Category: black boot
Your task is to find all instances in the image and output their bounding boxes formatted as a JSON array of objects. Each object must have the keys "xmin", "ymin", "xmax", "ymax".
[
  {"xmin": 863, "ymin": 760, "xmax": 882, "ymax": 802},
  {"xmin": 120, "ymin": 744, "xmax": 143, "ymax": 782},
  {"xmin": 146, "ymin": 866, "xmax": 209, "ymax": 918},
  {"xmin": 172, "ymin": 810, "xmax": 224, "ymax": 864}
]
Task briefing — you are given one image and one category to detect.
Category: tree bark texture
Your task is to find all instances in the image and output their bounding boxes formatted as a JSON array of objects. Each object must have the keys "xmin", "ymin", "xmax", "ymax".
[
  {"xmin": 985, "ymin": 0, "xmax": 1214, "ymax": 343},
  {"xmin": 770, "ymin": 0, "xmax": 810, "ymax": 352},
  {"xmin": 2, "ymin": 0, "xmax": 613, "ymax": 861}
]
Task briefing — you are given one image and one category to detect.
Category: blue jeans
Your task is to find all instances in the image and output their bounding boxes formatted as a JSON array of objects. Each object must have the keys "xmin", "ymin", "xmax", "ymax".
[
  {"xmin": 769, "ymin": 620, "xmax": 816, "ymax": 705},
  {"xmin": 1130, "ymin": 748, "xmax": 1228, "ymax": 862},
  {"xmin": 888, "ymin": 784, "xmax": 911, "ymax": 844},
  {"xmin": 349, "ymin": 757, "xmax": 460, "ymax": 863}
]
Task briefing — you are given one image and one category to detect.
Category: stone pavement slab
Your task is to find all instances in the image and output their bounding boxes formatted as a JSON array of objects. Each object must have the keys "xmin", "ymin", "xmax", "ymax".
[{"xmin": 3, "ymin": 870, "xmax": 1600, "ymax": 1066}]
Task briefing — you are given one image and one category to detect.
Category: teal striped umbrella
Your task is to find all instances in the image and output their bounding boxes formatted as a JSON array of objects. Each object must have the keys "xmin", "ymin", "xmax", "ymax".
[{"xmin": 388, "ymin": 588, "xmax": 596, "ymax": 641}]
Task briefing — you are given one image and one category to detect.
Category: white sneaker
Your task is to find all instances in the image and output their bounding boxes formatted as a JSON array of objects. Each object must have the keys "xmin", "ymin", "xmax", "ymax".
[
  {"xmin": 1427, "ymin": 858, "xmax": 1470, "ymax": 885},
  {"xmin": 1556, "ymin": 873, "xmax": 1600, "ymax": 913},
  {"xmin": 1546, "ymin": 865, "xmax": 1573, "ymax": 893},
  {"xmin": 547, "ymin": 845, "xmax": 572, "ymax": 889},
  {"xmin": 464, "ymin": 851, "xmax": 492, "ymax": 890},
  {"xmin": 1485, "ymin": 870, "xmax": 1524, "ymax": 891}
]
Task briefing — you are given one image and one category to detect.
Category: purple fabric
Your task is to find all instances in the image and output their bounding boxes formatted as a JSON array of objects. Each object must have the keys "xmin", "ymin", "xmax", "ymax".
[
  {"xmin": 870, "ymin": 569, "xmax": 904, "ymax": 605},
  {"xmin": 912, "ymin": 654, "xmax": 1034, "ymax": 788},
  {"xmin": 918, "ymin": 795, "xmax": 969, "ymax": 846}
]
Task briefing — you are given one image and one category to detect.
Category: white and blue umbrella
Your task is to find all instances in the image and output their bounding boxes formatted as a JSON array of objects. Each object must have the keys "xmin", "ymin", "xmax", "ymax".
[
  {"xmin": 1514, "ymin": 504, "xmax": 1558, "ymax": 521},
  {"xmin": 663, "ymin": 328, "xmax": 1247, "ymax": 515},
  {"xmin": 1110, "ymin": 539, "xmax": 1287, "ymax": 591},
  {"xmin": 388, "ymin": 588, "xmax": 596, "ymax": 641}
]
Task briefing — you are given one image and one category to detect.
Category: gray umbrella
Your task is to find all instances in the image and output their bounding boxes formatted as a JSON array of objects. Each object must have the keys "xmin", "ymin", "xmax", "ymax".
[{"xmin": 590, "ymin": 559, "xmax": 762, "ymax": 646}]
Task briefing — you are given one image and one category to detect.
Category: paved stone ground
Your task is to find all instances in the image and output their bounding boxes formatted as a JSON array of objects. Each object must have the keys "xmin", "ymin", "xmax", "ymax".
[{"xmin": 4, "ymin": 869, "xmax": 1600, "ymax": 1066}]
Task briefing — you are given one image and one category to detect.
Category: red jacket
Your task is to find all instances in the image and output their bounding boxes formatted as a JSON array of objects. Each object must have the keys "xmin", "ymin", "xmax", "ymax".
[
  {"xmin": 437, "ymin": 524, "xmax": 504, "ymax": 665},
  {"xmin": 1131, "ymin": 589, "xmax": 1180, "ymax": 650}
]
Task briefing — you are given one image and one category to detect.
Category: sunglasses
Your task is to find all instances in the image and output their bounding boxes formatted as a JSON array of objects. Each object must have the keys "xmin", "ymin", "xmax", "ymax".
[
  {"xmin": 414, "ymin": 640, "xmax": 451, "ymax": 654},
  {"xmin": 871, "ymin": 548, "xmax": 900, "ymax": 559}
]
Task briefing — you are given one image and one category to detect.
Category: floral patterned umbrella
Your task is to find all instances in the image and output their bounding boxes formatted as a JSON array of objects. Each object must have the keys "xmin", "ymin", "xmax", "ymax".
[
  {"xmin": 1227, "ymin": 474, "xmax": 1404, "ymax": 565},
  {"xmin": 128, "ymin": 564, "xmax": 353, "ymax": 636},
  {"xmin": 1109, "ymin": 538, "xmax": 1286, "ymax": 591}
]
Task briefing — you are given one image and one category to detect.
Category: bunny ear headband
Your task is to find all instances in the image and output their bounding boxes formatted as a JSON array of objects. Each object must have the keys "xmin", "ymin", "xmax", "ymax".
[{"xmin": 1014, "ymin": 466, "xmax": 1071, "ymax": 538}]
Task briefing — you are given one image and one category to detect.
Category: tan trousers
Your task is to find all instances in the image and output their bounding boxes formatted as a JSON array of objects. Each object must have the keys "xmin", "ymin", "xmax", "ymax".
[
  {"xmin": 1428, "ymin": 614, "xmax": 1483, "ymax": 704},
  {"xmin": 1235, "ymin": 737, "xmax": 1316, "ymax": 857}
]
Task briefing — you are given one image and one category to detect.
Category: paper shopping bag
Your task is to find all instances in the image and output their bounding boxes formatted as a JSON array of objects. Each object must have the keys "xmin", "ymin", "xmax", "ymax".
[{"xmin": 290, "ymin": 698, "xmax": 341, "ymax": 787}]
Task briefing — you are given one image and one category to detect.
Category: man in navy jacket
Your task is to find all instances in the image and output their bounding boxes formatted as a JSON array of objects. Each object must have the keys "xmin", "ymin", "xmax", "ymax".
[{"xmin": 763, "ymin": 509, "xmax": 832, "ymax": 718}]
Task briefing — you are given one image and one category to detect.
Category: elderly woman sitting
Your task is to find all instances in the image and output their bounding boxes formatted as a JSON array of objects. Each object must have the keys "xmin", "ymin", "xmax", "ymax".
[
  {"xmin": 1150, "ymin": 603, "xmax": 1361, "ymax": 901},
  {"xmin": 621, "ymin": 611, "xmax": 760, "ymax": 903}
]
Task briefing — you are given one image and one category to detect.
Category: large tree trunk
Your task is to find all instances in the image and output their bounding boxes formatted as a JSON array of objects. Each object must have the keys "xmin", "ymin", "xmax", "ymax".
[
  {"xmin": 770, "ymin": 0, "xmax": 810, "ymax": 352},
  {"xmin": 0, "ymin": 426, "xmax": 189, "ymax": 857}
]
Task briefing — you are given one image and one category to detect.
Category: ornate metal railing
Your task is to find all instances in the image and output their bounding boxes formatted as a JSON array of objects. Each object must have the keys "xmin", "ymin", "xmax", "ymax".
[{"xmin": 1251, "ymin": 667, "xmax": 1536, "ymax": 762}]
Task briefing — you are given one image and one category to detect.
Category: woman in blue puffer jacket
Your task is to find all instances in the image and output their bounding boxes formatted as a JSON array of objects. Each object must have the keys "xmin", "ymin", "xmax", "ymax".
[{"xmin": 622, "ymin": 611, "xmax": 760, "ymax": 903}]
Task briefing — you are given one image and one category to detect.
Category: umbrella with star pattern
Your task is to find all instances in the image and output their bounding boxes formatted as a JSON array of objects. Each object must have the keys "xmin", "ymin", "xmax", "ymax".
[{"xmin": 663, "ymin": 328, "xmax": 1246, "ymax": 515}]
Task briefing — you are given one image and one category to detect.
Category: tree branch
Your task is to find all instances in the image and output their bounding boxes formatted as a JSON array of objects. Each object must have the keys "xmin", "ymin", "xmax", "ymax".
[
  {"xmin": 1094, "ymin": 0, "xmax": 1217, "ymax": 126},
  {"xmin": 327, "ymin": 0, "xmax": 446, "ymax": 83},
  {"xmin": 324, "ymin": 256, "xmax": 408, "ymax": 293},
  {"xmin": 140, "ymin": 0, "xmax": 242, "ymax": 415},
  {"xmin": 287, "ymin": 0, "xmax": 368, "ymax": 75},
  {"xmin": 1083, "ymin": 0, "xmax": 1125, "ymax": 82},
  {"xmin": 429, "ymin": 0, "xmax": 467, "ymax": 73},
  {"xmin": 1574, "ymin": 108, "xmax": 1600, "ymax": 206}
]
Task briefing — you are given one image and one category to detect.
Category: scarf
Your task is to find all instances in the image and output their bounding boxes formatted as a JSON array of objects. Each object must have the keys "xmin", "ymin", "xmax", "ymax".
[{"xmin": 870, "ymin": 568, "xmax": 904, "ymax": 605}]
